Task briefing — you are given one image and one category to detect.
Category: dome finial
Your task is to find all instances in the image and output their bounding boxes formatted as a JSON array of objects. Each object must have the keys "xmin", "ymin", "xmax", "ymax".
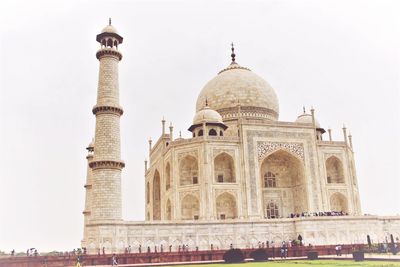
[
  {"xmin": 231, "ymin": 42, "xmax": 236, "ymax": 63},
  {"xmin": 109, "ymin": 18, "xmax": 112, "ymax": 25},
  {"xmin": 303, "ymin": 106, "xmax": 306, "ymax": 114}
]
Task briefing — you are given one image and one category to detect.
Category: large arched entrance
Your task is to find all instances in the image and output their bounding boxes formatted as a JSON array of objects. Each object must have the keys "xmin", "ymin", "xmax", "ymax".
[
  {"xmin": 216, "ymin": 192, "xmax": 237, "ymax": 219},
  {"xmin": 152, "ymin": 170, "xmax": 161, "ymax": 220},
  {"xmin": 260, "ymin": 150, "xmax": 307, "ymax": 217}
]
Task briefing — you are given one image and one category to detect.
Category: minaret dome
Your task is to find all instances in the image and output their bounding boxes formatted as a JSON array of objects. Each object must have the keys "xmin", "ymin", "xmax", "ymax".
[{"xmin": 96, "ymin": 19, "xmax": 123, "ymax": 49}]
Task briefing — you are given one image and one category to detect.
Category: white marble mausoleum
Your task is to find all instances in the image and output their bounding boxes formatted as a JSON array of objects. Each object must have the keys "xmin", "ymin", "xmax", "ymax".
[{"xmin": 81, "ymin": 22, "xmax": 400, "ymax": 254}]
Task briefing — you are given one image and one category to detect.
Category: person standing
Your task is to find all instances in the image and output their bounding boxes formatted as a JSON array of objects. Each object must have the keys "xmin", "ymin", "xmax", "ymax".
[
  {"xmin": 111, "ymin": 254, "xmax": 118, "ymax": 266},
  {"xmin": 76, "ymin": 254, "xmax": 82, "ymax": 267}
]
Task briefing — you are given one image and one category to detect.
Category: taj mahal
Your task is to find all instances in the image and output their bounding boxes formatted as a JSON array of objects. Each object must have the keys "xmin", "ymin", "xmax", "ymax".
[{"xmin": 81, "ymin": 21, "xmax": 400, "ymax": 254}]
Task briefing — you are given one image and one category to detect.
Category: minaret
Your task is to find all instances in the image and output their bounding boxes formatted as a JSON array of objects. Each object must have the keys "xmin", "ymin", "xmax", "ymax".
[
  {"xmin": 89, "ymin": 20, "xmax": 125, "ymax": 221},
  {"xmin": 82, "ymin": 140, "xmax": 94, "ymax": 247}
]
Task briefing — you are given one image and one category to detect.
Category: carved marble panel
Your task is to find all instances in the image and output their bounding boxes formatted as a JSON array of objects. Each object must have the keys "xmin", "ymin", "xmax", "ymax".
[{"xmin": 257, "ymin": 141, "xmax": 304, "ymax": 161}]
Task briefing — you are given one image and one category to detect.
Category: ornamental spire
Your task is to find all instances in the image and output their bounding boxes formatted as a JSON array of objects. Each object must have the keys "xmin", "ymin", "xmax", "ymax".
[
  {"xmin": 109, "ymin": 18, "xmax": 112, "ymax": 25},
  {"xmin": 231, "ymin": 42, "xmax": 236, "ymax": 63}
]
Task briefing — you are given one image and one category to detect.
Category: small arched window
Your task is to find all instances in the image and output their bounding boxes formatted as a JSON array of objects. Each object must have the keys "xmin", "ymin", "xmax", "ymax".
[
  {"xmin": 263, "ymin": 172, "xmax": 276, "ymax": 188},
  {"xmin": 209, "ymin": 129, "xmax": 217, "ymax": 136},
  {"xmin": 114, "ymin": 40, "xmax": 118, "ymax": 47},
  {"xmin": 220, "ymin": 130, "xmax": 224, "ymax": 136},
  {"xmin": 266, "ymin": 202, "xmax": 279, "ymax": 219},
  {"xmin": 101, "ymin": 39, "xmax": 106, "ymax": 47},
  {"xmin": 198, "ymin": 129, "xmax": 203, "ymax": 136},
  {"xmin": 107, "ymin": 39, "xmax": 113, "ymax": 48},
  {"xmin": 193, "ymin": 132, "xmax": 196, "ymax": 137}
]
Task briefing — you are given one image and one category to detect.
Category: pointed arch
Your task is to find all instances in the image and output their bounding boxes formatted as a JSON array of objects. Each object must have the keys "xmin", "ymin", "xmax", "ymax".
[
  {"xmin": 181, "ymin": 194, "xmax": 199, "ymax": 220},
  {"xmin": 214, "ymin": 152, "xmax": 235, "ymax": 183},
  {"xmin": 179, "ymin": 155, "xmax": 198, "ymax": 185},
  {"xmin": 216, "ymin": 192, "xmax": 237, "ymax": 219},
  {"xmin": 260, "ymin": 149, "xmax": 308, "ymax": 216},
  {"xmin": 107, "ymin": 38, "xmax": 113, "ymax": 48},
  {"xmin": 330, "ymin": 192, "xmax": 348, "ymax": 213},
  {"xmin": 152, "ymin": 170, "xmax": 161, "ymax": 220},
  {"xmin": 326, "ymin": 156, "xmax": 345, "ymax": 183},
  {"xmin": 165, "ymin": 162, "xmax": 171, "ymax": 190},
  {"xmin": 209, "ymin": 129, "xmax": 217, "ymax": 136}
]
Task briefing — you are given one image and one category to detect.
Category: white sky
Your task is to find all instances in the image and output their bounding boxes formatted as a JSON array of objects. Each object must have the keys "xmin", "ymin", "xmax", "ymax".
[{"xmin": 0, "ymin": 0, "xmax": 399, "ymax": 253}]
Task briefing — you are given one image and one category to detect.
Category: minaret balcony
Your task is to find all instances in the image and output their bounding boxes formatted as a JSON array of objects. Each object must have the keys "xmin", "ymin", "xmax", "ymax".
[
  {"xmin": 96, "ymin": 48, "xmax": 122, "ymax": 60},
  {"xmin": 92, "ymin": 105, "xmax": 123, "ymax": 116},
  {"xmin": 89, "ymin": 160, "xmax": 125, "ymax": 170}
]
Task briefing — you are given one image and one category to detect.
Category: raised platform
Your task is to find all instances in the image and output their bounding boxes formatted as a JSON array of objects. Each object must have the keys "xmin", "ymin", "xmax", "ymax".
[{"xmin": 83, "ymin": 215, "xmax": 400, "ymax": 254}]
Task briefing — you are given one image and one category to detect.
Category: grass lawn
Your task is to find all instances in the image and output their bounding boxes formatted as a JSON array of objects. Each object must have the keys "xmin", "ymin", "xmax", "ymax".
[{"xmin": 164, "ymin": 260, "xmax": 400, "ymax": 267}]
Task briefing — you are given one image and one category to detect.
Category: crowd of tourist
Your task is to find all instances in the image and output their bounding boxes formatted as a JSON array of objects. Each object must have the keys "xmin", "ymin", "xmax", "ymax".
[{"xmin": 288, "ymin": 211, "xmax": 348, "ymax": 218}]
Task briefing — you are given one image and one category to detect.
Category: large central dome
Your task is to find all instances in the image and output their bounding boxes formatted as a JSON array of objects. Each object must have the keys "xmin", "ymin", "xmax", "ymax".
[{"xmin": 196, "ymin": 61, "xmax": 279, "ymax": 121}]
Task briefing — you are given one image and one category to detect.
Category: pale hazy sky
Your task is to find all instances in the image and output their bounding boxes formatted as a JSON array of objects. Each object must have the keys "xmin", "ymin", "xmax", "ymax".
[{"xmin": 0, "ymin": 0, "xmax": 399, "ymax": 253}]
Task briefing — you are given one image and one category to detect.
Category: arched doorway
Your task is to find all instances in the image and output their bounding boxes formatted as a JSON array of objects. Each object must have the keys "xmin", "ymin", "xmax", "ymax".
[
  {"xmin": 181, "ymin": 194, "xmax": 199, "ymax": 220},
  {"xmin": 216, "ymin": 192, "xmax": 237, "ymax": 219},
  {"xmin": 214, "ymin": 153, "xmax": 235, "ymax": 183},
  {"xmin": 326, "ymin": 156, "xmax": 345, "ymax": 183},
  {"xmin": 179, "ymin": 156, "xmax": 198, "ymax": 185},
  {"xmin": 330, "ymin": 192, "xmax": 348, "ymax": 213},
  {"xmin": 260, "ymin": 150, "xmax": 307, "ymax": 217},
  {"xmin": 152, "ymin": 170, "xmax": 161, "ymax": 220}
]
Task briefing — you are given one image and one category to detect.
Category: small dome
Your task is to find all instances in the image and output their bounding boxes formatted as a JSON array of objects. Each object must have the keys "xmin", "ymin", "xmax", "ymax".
[
  {"xmin": 193, "ymin": 106, "xmax": 223, "ymax": 125},
  {"xmin": 295, "ymin": 113, "xmax": 321, "ymax": 128},
  {"xmin": 88, "ymin": 140, "xmax": 94, "ymax": 148},
  {"xmin": 101, "ymin": 24, "xmax": 118, "ymax": 34},
  {"xmin": 86, "ymin": 139, "xmax": 94, "ymax": 151},
  {"xmin": 196, "ymin": 62, "xmax": 279, "ymax": 121}
]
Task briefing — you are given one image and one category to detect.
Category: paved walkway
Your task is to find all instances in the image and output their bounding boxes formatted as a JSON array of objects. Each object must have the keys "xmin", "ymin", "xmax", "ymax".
[
  {"xmin": 320, "ymin": 253, "xmax": 400, "ymax": 260},
  {"xmin": 75, "ymin": 253, "xmax": 400, "ymax": 267}
]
